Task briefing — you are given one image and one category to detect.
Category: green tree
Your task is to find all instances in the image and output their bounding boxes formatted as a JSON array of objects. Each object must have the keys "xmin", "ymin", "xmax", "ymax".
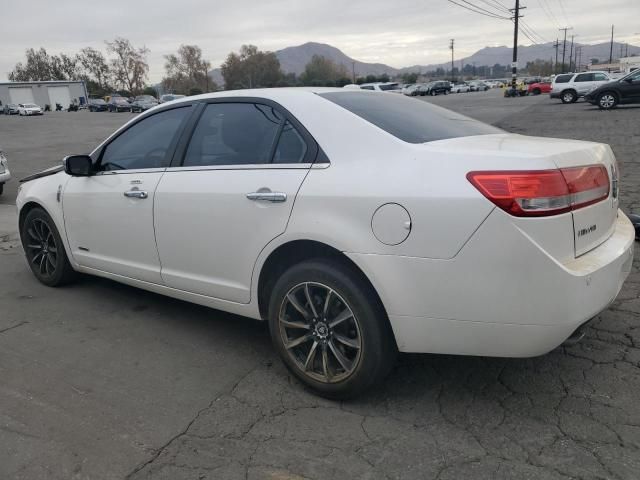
[
  {"xmin": 220, "ymin": 45, "xmax": 283, "ymax": 89},
  {"xmin": 300, "ymin": 55, "xmax": 348, "ymax": 86}
]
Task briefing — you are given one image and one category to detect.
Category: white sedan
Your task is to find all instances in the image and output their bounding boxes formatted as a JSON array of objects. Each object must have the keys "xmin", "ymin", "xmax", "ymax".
[
  {"xmin": 18, "ymin": 103, "xmax": 43, "ymax": 116},
  {"xmin": 16, "ymin": 88, "xmax": 635, "ymax": 398}
]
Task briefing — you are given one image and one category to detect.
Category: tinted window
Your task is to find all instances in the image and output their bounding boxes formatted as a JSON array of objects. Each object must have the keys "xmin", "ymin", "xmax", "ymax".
[
  {"xmin": 100, "ymin": 107, "xmax": 191, "ymax": 171},
  {"xmin": 379, "ymin": 83, "xmax": 400, "ymax": 91},
  {"xmin": 554, "ymin": 74, "xmax": 573, "ymax": 83},
  {"xmin": 319, "ymin": 92, "xmax": 501, "ymax": 144},
  {"xmin": 593, "ymin": 73, "xmax": 609, "ymax": 81},
  {"xmin": 273, "ymin": 121, "xmax": 308, "ymax": 164},
  {"xmin": 574, "ymin": 73, "xmax": 593, "ymax": 82},
  {"xmin": 183, "ymin": 103, "xmax": 281, "ymax": 167}
]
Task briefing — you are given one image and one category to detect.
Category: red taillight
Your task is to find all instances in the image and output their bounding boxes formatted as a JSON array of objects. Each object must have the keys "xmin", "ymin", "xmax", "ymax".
[{"xmin": 467, "ymin": 166, "xmax": 609, "ymax": 217}]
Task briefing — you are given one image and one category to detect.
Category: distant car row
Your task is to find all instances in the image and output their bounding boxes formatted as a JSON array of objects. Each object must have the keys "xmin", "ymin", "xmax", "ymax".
[
  {"xmin": 400, "ymin": 80, "xmax": 492, "ymax": 97},
  {"xmin": 1, "ymin": 103, "xmax": 43, "ymax": 115},
  {"xmin": 549, "ymin": 70, "xmax": 640, "ymax": 109},
  {"xmin": 88, "ymin": 94, "xmax": 186, "ymax": 113}
]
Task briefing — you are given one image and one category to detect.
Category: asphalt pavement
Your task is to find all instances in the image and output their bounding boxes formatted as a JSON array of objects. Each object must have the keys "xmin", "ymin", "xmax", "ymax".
[{"xmin": 0, "ymin": 90, "xmax": 638, "ymax": 480}]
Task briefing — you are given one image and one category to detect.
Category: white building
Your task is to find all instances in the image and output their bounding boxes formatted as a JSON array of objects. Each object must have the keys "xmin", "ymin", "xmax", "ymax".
[{"xmin": 0, "ymin": 81, "xmax": 88, "ymax": 110}]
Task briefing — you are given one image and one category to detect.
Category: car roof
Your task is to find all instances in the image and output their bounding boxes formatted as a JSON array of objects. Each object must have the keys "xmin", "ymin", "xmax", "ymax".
[{"xmin": 168, "ymin": 87, "xmax": 371, "ymax": 107}]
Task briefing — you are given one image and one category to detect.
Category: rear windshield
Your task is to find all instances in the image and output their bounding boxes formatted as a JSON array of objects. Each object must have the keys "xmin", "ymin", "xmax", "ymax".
[
  {"xmin": 554, "ymin": 74, "xmax": 573, "ymax": 83},
  {"xmin": 319, "ymin": 91, "xmax": 501, "ymax": 144}
]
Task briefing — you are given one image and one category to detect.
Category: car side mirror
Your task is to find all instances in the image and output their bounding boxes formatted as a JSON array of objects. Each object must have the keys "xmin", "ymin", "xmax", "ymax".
[{"xmin": 63, "ymin": 155, "xmax": 93, "ymax": 176}]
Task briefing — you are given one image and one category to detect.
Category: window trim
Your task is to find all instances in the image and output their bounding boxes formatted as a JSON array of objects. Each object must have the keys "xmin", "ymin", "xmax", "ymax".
[
  {"xmin": 92, "ymin": 102, "xmax": 197, "ymax": 174},
  {"xmin": 171, "ymin": 97, "xmax": 320, "ymax": 169}
]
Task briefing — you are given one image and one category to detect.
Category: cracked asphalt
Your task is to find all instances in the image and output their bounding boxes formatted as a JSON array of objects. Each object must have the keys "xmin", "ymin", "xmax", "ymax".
[{"xmin": 0, "ymin": 90, "xmax": 639, "ymax": 479}]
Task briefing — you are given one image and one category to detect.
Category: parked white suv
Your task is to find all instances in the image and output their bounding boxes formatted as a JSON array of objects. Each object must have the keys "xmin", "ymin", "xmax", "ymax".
[{"xmin": 550, "ymin": 71, "xmax": 612, "ymax": 103}]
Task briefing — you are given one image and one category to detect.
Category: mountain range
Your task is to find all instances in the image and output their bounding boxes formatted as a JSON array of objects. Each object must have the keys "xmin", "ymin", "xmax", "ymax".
[{"xmin": 209, "ymin": 41, "xmax": 640, "ymax": 85}]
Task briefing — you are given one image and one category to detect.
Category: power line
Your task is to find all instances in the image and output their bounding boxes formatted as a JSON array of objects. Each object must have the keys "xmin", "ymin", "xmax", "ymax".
[
  {"xmin": 477, "ymin": 0, "xmax": 511, "ymax": 14},
  {"xmin": 556, "ymin": 0, "xmax": 571, "ymax": 26},
  {"xmin": 537, "ymin": 0, "xmax": 561, "ymax": 28},
  {"xmin": 447, "ymin": 0, "xmax": 511, "ymax": 19},
  {"xmin": 521, "ymin": 19, "xmax": 549, "ymax": 43},
  {"xmin": 462, "ymin": 0, "xmax": 511, "ymax": 16}
]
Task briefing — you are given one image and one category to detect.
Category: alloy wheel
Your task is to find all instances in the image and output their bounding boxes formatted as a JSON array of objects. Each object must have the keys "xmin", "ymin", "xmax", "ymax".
[
  {"xmin": 25, "ymin": 218, "xmax": 58, "ymax": 278},
  {"xmin": 599, "ymin": 94, "xmax": 615, "ymax": 109},
  {"xmin": 278, "ymin": 282, "xmax": 362, "ymax": 383}
]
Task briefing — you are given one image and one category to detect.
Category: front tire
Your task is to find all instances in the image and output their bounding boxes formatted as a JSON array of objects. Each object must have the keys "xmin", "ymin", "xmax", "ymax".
[
  {"xmin": 268, "ymin": 260, "xmax": 396, "ymax": 399},
  {"xmin": 21, "ymin": 208, "xmax": 77, "ymax": 287},
  {"xmin": 597, "ymin": 92, "xmax": 618, "ymax": 110}
]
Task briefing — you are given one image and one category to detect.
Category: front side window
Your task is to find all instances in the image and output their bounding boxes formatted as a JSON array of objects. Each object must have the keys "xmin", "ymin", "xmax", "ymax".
[
  {"xmin": 593, "ymin": 73, "xmax": 609, "ymax": 81},
  {"xmin": 100, "ymin": 106, "xmax": 191, "ymax": 171},
  {"xmin": 183, "ymin": 103, "xmax": 282, "ymax": 167}
]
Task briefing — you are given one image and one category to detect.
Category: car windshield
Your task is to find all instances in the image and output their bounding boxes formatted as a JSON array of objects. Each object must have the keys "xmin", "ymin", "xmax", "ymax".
[
  {"xmin": 23, "ymin": 103, "xmax": 38, "ymax": 108},
  {"xmin": 136, "ymin": 95, "xmax": 155, "ymax": 101},
  {"xmin": 621, "ymin": 70, "xmax": 640, "ymax": 82},
  {"xmin": 91, "ymin": 99, "xmax": 106, "ymax": 104},
  {"xmin": 319, "ymin": 91, "xmax": 502, "ymax": 144},
  {"xmin": 114, "ymin": 98, "xmax": 129, "ymax": 104}
]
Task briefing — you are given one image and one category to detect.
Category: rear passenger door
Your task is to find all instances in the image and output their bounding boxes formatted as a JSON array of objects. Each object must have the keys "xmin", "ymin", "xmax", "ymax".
[{"xmin": 154, "ymin": 100, "xmax": 317, "ymax": 303}]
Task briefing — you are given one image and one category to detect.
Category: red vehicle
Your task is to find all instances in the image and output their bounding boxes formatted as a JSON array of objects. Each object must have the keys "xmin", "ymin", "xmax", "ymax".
[{"xmin": 528, "ymin": 81, "xmax": 552, "ymax": 95}]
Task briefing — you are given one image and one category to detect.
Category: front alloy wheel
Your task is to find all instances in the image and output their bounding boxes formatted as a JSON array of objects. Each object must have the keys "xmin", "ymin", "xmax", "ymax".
[
  {"xmin": 278, "ymin": 282, "xmax": 362, "ymax": 383},
  {"xmin": 21, "ymin": 208, "xmax": 76, "ymax": 286},
  {"xmin": 598, "ymin": 93, "xmax": 617, "ymax": 110}
]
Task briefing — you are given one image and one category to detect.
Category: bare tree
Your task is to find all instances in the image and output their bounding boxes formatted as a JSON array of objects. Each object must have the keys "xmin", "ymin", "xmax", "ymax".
[
  {"xmin": 78, "ymin": 47, "xmax": 110, "ymax": 89},
  {"xmin": 9, "ymin": 48, "xmax": 54, "ymax": 81},
  {"xmin": 163, "ymin": 44, "xmax": 213, "ymax": 94},
  {"xmin": 106, "ymin": 37, "xmax": 149, "ymax": 94}
]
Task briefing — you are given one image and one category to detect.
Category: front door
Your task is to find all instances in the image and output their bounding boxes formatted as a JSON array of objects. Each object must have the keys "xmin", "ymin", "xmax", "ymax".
[
  {"xmin": 63, "ymin": 105, "xmax": 193, "ymax": 283},
  {"xmin": 154, "ymin": 101, "xmax": 317, "ymax": 303},
  {"xmin": 618, "ymin": 70, "xmax": 640, "ymax": 102}
]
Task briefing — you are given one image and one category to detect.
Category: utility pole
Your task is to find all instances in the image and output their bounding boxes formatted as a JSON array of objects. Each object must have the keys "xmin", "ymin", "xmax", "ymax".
[
  {"xmin": 553, "ymin": 38, "xmax": 560, "ymax": 74},
  {"xmin": 351, "ymin": 61, "xmax": 356, "ymax": 83},
  {"xmin": 509, "ymin": 0, "xmax": 524, "ymax": 89},
  {"xmin": 609, "ymin": 24, "xmax": 614, "ymax": 65},
  {"xmin": 449, "ymin": 39, "xmax": 455, "ymax": 82},
  {"xmin": 568, "ymin": 35, "xmax": 574, "ymax": 71},
  {"xmin": 559, "ymin": 27, "xmax": 572, "ymax": 73}
]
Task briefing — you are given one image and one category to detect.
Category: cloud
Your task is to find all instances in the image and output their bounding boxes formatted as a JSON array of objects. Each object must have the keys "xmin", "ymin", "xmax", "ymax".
[{"xmin": 1, "ymin": 0, "xmax": 638, "ymax": 82}]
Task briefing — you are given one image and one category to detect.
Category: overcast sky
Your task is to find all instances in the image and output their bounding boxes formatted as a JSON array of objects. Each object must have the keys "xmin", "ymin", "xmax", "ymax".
[{"xmin": 2, "ymin": 0, "xmax": 639, "ymax": 82}]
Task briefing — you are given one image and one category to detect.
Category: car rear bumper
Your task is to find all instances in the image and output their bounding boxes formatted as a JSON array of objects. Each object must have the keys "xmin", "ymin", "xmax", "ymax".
[{"xmin": 347, "ymin": 210, "xmax": 635, "ymax": 357}]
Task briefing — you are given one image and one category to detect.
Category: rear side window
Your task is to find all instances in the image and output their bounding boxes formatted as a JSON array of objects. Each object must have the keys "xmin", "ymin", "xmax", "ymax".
[
  {"xmin": 183, "ymin": 103, "xmax": 281, "ymax": 167},
  {"xmin": 554, "ymin": 74, "xmax": 573, "ymax": 83},
  {"xmin": 273, "ymin": 121, "xmax": 307, "ymax": 164},
  {"xmin": 319, "ymin": 91, "xmax": 501, "ymax": 144}
]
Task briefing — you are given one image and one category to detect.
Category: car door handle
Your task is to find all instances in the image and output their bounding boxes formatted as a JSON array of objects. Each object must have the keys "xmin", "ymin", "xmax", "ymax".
[
  {"xmin": 246, "ymin": 191, "xmax": 287, "ymax": 202},
  {"xmin": 124, "ymin": 190, "xmax": 148, "ymax": 199}
]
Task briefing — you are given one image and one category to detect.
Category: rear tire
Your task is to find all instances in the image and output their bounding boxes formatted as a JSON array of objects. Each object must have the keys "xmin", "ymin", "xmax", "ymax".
[
  {"xmin": 268, "ymin": 259, "xmax": 397, "ymax": 399},
  {"xmin": 20, "ymin": 207, "xmax": 77, "ymax": 287},
  {"xmin": 597, "ymin": 92, "xmax": 618, "ymax": 110},
  {"xmin": 561, "ymin": 90, "xmax": 577, "ymax": 104}
]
